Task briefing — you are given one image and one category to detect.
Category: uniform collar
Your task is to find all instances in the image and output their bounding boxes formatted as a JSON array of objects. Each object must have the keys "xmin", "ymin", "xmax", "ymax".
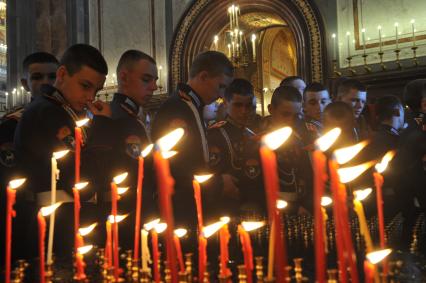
[
  {"xmin": 225, "ymin": 115, "xmax": 245, "ymax": 129},
  {"xmin": 379, "ymin": 124, "xmax": 400, "ymax": 136},
  {"xmin": 41, "ymin": 84, "xmax": 69, "ymax": 106},
  {"xmin": 177, "ymin": 83, "xmax": 205, "ymax": 108},
  {"xmin": 113, "ymin": 93, "xmax": 140, "ymax": 115}
]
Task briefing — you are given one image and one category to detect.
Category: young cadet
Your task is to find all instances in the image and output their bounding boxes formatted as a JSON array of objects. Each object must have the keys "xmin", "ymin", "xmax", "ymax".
[
  {"xmin": 13, "ymin": 44, "xmax": 111, "ymax": 259},
  {"xmin": 280, "ymin": 76, "xmax": 306, "ymax": 98},
  {"xmin": 107, "ymin": 50, "xmax": 158, "ymax": 248},
  {"xmin": 151, "ymin": 51, "xmax": 233, "ymax": 227},
  {"xmin": 302, "ymin": 82, "xmax": 331, "ymax": 142},
  {"xmin": 207, "ymin": 79, "xmax": 264, "ymax": 217},
  {"xmin": 263, "ymin": 86, "xmax": 313, "ymax": 214}
]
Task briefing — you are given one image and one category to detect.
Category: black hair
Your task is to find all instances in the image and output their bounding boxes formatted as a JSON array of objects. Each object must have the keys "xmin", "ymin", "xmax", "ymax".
[
  {"xmin": 280, "ymin": 76, "xmax": 304, "ymax": 87},
  {"xmin": 270, "ymin": 86, "xmax": 302, "ymax": 107},
  {"xmin": 323, "ymin": 101, "xmax": 355, "ymax": 129},
  {"xmin": 403, "ymin": 79, "xmax": 426, "ymax": 111},
  {"xmin": 60, "ymin": 44, "xmax": 108, "ymax": 76},
  {"xmin": 303, "ymin": 82, "xmax": 328, "ymax": 101},
  {"xmin": 375, "ymin": 95, "xmax": 402, "ymax": 122},
  {"xmin": 336, "ymin": 78, "xmax": 366, "ymax": 99},
  {"xmin": 116, "ymin": 49, "xmax": 156, "ymax": 74},
  {"xmin": 189, "ymin": 51, "xmax": 234, "ymax": 79},
  {"xmin": 22, "ymin": 52, "xmax": 59, "ymax": 73},
  {"xmin": 224, "ymin": 78, "xmax": 254, "ymax": 101}
]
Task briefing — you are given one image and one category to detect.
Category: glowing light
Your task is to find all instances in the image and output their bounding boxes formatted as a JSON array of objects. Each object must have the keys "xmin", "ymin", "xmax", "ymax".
[
  {"xmin": 194, "ymin": 174, "xmax": 213, "ymax": 183},
  {"xmin": 76, "ymin": 118, "xmax": 90, "ymax": 128},
  {"xmin": 162, "ymin": 151, "xmax": 178, "ymax": 159},
  {"xmin": 334, "ymin": 141, "xmax": 368, "ymax": 165},
  {"xmin": 353, "ymin": 188, "xmax": 373, "ymax": 201},
  {"xmin": 174, "ymin": 228, "xmax": 188, "ymax": 238},
  {"xmin": 366, "ymin": 249, "xmax": 392, "ymax": 264},
  {"xmin": 79, "ymin": 223, "xmax": 97, "ymax": 236},
  {"xmin": 75, "ymin": 182, "xmax": 89, "ymax": 190},
  {"xmin": 154, "ymin": 223, "xmax": 167, "ymax": 233},
  {"xmin": 375, "ymin": 150, "xmax": 396, "ymax": 173},
  {"xmin": 337, "ymin": 161, "xmax": 374, "ymax": 183},
  {"xmin": 241, "ymin": 221, "xmax": 265, "ymax": 232},
  {"xmin": 315, "ymin": 128, "xmax": 341, "ymax": 152},
  {"xmin": 203, "ymin": 221, "xmax": 226, "ymax": 238},
  {"xmin": 108, "ymin": 214, "xmax": 128, "ymax": 223},
  {"xmin": 332, "ymin": 33, "xmax": 336, "ymax": 38},
  {"xmin": 113, "ymin": 172, "xmax": 128, "ymax": 185},
  {"xmin": 276, "ymin": 199, "xmax": 288, "ymax": 210},
  {"xmin": 144, "ymin": 219, "xmax": 160, "ymax": 231},
  {"xmin": 117, "ymin": 187, "xmax": 129, "ymax": 195},
  {"xmin": 8, "ymin": 178, "xmax": 26, "ymax": 189},
  {"xmin": 261, "ymin": 127, "xmax": 292, "ymax": 150},
  {"xmin": 156, "ymin": 128, "xmax": 185, "ymax": 152},
  {"xmin": 77, "ymin": 245, "xmax": 93, "ymax": 255},
  {"xmin": 321, "ymin": 196, "xmax": 333, "ymax": 207},
  {"xmin": 141, "ymin": 144, "xmax": 154, "ymax": 158},
  {"xmin": 53, "ymin": 150, "xmax": 69, "ymax": 160},
  {"xmin": 40, "ymin": 203, "xmax": 62, "ymax": 217},
  {"xmin": 220, "ymin": 216, "xmax": 230, "ymax": 224}
]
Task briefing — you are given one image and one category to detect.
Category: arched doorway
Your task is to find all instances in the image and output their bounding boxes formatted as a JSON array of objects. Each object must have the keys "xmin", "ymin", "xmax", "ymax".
[{"xmin": 170, "ymin": 0, "xmax": 326, "ymax": 114}]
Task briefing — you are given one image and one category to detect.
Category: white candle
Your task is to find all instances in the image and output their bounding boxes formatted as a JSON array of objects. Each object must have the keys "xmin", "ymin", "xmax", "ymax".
[
  {"xmin": 5, "ymin": 92, "xmax": 8, "ymax": 110},
  {"xmin": 361, "ymin": 29, "xmax": 366, "ymax": 55},
  {"xmin": 332, "ymin": 33, "xmax": 337, "ymax": 60},
  {"xmin": 228, "ymin": 7, "xmax": 233, "ymax": 30},
  {"xmin": 378, "ymin": 25, "xmax": 383, "ymax": 52},
  {"xmin": 411, "ymin": 19, "xmax": 416, "ymax": 47},
  {"xmin": 141, "ymin": 229, "xmax": 151, "ymax": 271},
  {"xmin": 158, "ymin": 66, "xmax": 163, "ymax": 88},
  {"xmin": 213, "ymin": 35, "xmax": 219, "ymax": 51},
  {"xmin": 251, "ymin": 34, "xmax": 256, "ymax": 61},
  {"xmin": 235, "ymin": 6, "xmax": 239, "ymax": 29},
  {"xmin": 346, "ymin": 32, "xmax": 351, "ymax": 57},
  {"xmin": 227, "ymin": 44, "xmax": 231, "ymax": 58},
  {"xmin": 232, "ymin": 41, "xmax": 235, "ymax": 57},
  {"xmin": 394, "ymin": 22, "xmax": 399, "ymax": 49},
  {"xmin": 47, "ymin": 156, "xmax": 58, "ymax": 265}
]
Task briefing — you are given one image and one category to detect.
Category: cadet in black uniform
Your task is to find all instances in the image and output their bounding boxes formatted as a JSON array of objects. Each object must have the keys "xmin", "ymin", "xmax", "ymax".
[
  {"xmin": 107, "ymin": 50, "xmax": 158, "ymax": 249},
  {"xmin": 151, "ymin": 51, "xmax": 233, "ymax": 228},
  {"xmin": 207, "ymin": 78, "xmax": 264, "ymax": 218},
  {"xmin": 14, "ymin": 44, "xmax": 112, "ymax": 260},
  {"xmin": 0, "ymin": 52, "xmax": 58, "ymax": 263}
]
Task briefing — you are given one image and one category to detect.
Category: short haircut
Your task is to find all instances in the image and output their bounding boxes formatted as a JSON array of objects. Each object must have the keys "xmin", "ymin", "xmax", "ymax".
[
  {"xmin": 116, "ymin": 49, "xmax": 156, "ymax": 74},
  {"xmin": 280, "ymin": 76, "xmax": 303, "ymax": 87},
  {"xmin": 60, "ymin": 44, "xmax": 108, "ymax": 76},
  {"xmin": 376, "ymin": 95, "xmax": 402, "ymax": 122},
  {"xmin": 271, "ymin": 86, "xmax": 302, "ymax": 107},
  {"xmin": 224, "ymin": 78, "xmax": 254, "ymax": 101},
  {"xmin": 403, "ymin": 79, "xmax": 426, "ymax": 111},
  {"xmin": 189, "ymin": 51, "xmax": 234, "ymax": 79},
  {"xmin": 323, "ymin": 101, "xmax": 355, "ymax": 129},
  {"xmin": 22, "ymin": 52, "xmax": 59, "ymax": 73},
  {"xmin": 336, "ymin": 78, "xmax": 366, "ymax": 99},
  {"xmin": 303, "ymin": 82, "xmax": 328, "ymax": 100}
]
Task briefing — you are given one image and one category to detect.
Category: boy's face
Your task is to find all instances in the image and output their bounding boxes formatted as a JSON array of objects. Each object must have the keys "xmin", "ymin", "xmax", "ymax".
[
  {"xmin": 303, "ymin": 90, "xmax": 331, "ymax": 121},
  {"xmin": 225, "ymin": 94, "xmax": 253, "ymax": 126},
  {"xmin": 199, "ymin": 72, "xmax": 233, "ymax": 104},
  {"xmin": 268, "ymin": 100, "xmax": 302, "ymax": 126},
  {"xmin": 56, "ymin": 65, "xmax": 106, "ymax": 112},
  {"xmin": 21, "ymin": 62, "xmax": 58, "ymax": 97},
  {"xmin": 119, "ymin": 59, "xmax": 158, "ymax": 106},
  {"xmin": 340, "ymin": 88, "xmax": 367, "ymax": 119}
]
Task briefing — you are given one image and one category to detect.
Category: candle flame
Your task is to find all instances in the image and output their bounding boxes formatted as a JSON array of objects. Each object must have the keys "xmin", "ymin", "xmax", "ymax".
[
  {"xmin": 353, "ymin": 188, "xmax": 373, "ymax": 201},
  {"xmin": 337, "ymin": 161, "xmax": 374, "ymax": 183},
  {"xmin": 378, "ymin": 25, "xmax": 382, "ymax": 30},
  {"xmin": 394, "ymin": 22, "xmax": 399, "ymax": 27},
  {"xmin": 241, "ymin": 221, "xmax": 265, "ymax": 232},
  {"xmin": 411, "ymin": 19, "xmax": 415, "ymax": 24},
  {"xmin": 141, "ymin": 144, "xmax": 154, "ymax": 158},
  {"xmin": 346, "ymin": 31, "xmax": 350, "ymax": 36},
  {"xmin": 117, "ymin": 187, "xmax": 129, "ymax": 195},
  {"xmin": 194, "ymin": 174, "xmax": 213, "ymax": 183},
  {"xmin": 144, "ymin": 219, "xmax": 160, "ymax": 231},
  {"xmin": 332, "ymin": 33, "xmax": 336, "ymax": 38},
  {"xmin": 276, "ymin": 199, "xmax": 288, "ymax": 209},
  {"xmin": 40, "ymin": 202, "xmax": 62, "ymax": 217},
  {"xmin": 174, "ymin": 228, "xmax": 187, "ymax": 238},
  {"xmin": 154, "ymin": 222, "xmax": 167, "ymax": 233},
  {"xmin": 261, "ymin": 127, "xmax": 292, "ymax": 150},
  {"xmin": 203, "ymin": 220, "xmax": 226, "ymax": 238},
  {"xmin": 366, "ymin": 249, "xmax": 392, "ymax": 264},
  {"xmin": 8, "ymin": 178, "xmax": 26, "ymax": 189},
  {"xmin": 113, "ymin": 172, "xmax": 128, "ymax": 185},
  {"xmin": 361, "ymin": 28, "xmax": 366, "ymax": 33},
  {"xmin": 315, "ymin": 128, "xmax": 341, "ymax": 151},
  {"xmin": 75, "ymin": 118, "xmax": 90, "ymax": 128},
  {"xmin": 79, "ymin": 223, "xmax": 97, "ymax": 236},
  {"xmin": 53, "ymin": 150, "xmax": 69, "ymax": 160},
  {"xmin": 334, "ymin": 141, "xmax": 368, "ymax": 164},
  {"xmin": 214, "ymin": 35, "xmax": 219, "ymax": 43},
  {"xmin": 321, "ymin": 196, "xmax": 333, "ymax": 207},
  {"xmin": 220, "ymin": 216, "xmax": 230, "ymax": 224},
  {"xmin": 108, "ymin": 214, "xmax": 128, "ymax": 223},
  {"xmin": 251, "ymin": 34, "xmax": 257, "ymax": 41},
  {"xmin": 162, "ymin": 151, "xmax": 178, "ymax": 159},
  {"xmin": 74, "ymin": 182, "xmax": 89, "ymax": 190},
  {"xmin": 375, "ymin": 150, "xmax": 396, "ymax": 173},
  {"xmin": 77, "ymin": 245, "xmax": 93, "ymax": 255},
  {"xmin": 156, "ymin": 128, "xmax": 185, "ymax": 152}
]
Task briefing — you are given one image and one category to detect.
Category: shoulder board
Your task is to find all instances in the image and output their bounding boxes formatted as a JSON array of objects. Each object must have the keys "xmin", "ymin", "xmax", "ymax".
[
  {"xmin": 178, "ymin": 90, "xmax": 192, "ymax": 102},
  {"xmin": 208, "ymin": 120, "xmax": 227, "ymax": 129}
]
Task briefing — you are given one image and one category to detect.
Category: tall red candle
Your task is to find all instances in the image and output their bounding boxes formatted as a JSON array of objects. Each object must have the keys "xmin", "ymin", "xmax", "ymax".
[
  {"xmin": 105, "ymin": 221, "xmax": 113, "ymax": 269},
  {"xmin": 219, "ymin": 223, "xmax": 231, "ymax": 278},
  {"xmin": 364, "ymin": 261, "xmax": 374, "ymax": 283},
  {"xmin": 74, "ymin": 234, "xmax": 86, "ymax": 280},
  {"xmin": 134, "ymin": 156, "xmax": 144, "ymax": 261},
  {"xmin": 38, "ymin": 211, "xmax": 47, "ymax": 283},
  {"xmin": 193, "ymin": 179, "xmax": 203, "ymax": 232},
  {"xmin": 373, "ymin": 171, "xmax": 388, "ymax": 276},
  {"xmin": 238, "ymin": 225, "xmax": 254, "ymax": 283},
  {"xmin": 174, "ymin": 235, "xmax": 185, "ymax": 273},
  {"xmin": 74, "ymin": 126, "xmax": 82, "ymax": 184},
  {"xmin": 198, "ymin": 235, "xmax": 207, "ymax": 283},
  {"xmin": 111, "ymin": 182, "xmax": 120, "ymax": 281},
  {"xmin": 151, "ymin": 230, "xmax": 160, "ymax": 283},
  {"xmin": 4, "ymin": 186, "xmax": 17, "ymax": 283}
]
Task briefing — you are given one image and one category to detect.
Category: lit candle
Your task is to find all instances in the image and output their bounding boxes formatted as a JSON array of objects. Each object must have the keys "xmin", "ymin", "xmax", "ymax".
[
  {"xmin": 321, "ymin": 196, "xmax": 332, "ymax": 253},
  {"xmin": 134, "ymin": 144, "xmax": 153, "ymax": 262},
  {"xmin": 364, "ymin": 260, "xmax": 374, "ymax": 283},
  {"xmin": 4, "ymin": 179, "xmax": 26, "ymax": 283},
  {"xmin": 259, "ymin": 127, "xmax": 292, "ymax": 281},
  {"xmin": 214, "ymin": 35, "xmax": 219, "ymax": 51},
  {"xmin": 105, "ymin": 220, "xmax": 113, "ymax": 269},
  {"xmin": 227, "ymin": 44, "xmax": 231, "ymax": 58},
  {"xmin": 332, "ymin": 33, "xmax": 337, "ymax": 60},
  {"xmin": 154, "ymin": 128, "xmax": 185, "ymax": 283},
  {"xmin": 158, "ymin": 66, "xmax": 163, "ymax": 88},
  {"xmin": 239, "ymin": 221, "xmax": 265, "ymax": 283},
  {"xmin": 378, "ymin": 26, "xmax": 383, "ymax": 52},
  {"xmin": 353, "ymin": 188, "xmax": 374, "ymax": 252},
  {"xmin": 235, "ymin": 6, "xmax": 239, "ymax": 29},
  {"xmin": 75, "ymin": 245, "xmax": 93, "ymax": 280},
  {"xmin": 365, "ymin": 249, "xmax": 392, "ymax": 283},
  {"xmin": 73, "ymin": 182, "xmax": 89, "ymax": 269},
  {"xmin": 5, "ymin": 92, "xmax": 8, "ymax": 110},
  {"xmin": 143, "ymin": 219, "xmax": 159, "ymax": 274},
  {"xmin": 47, "ymin": 150, "xmax": 69, "ymax": 265},
  {"xmin": 141, "ymin": 229, "xmax": 151, "ymax": 271},
  {"xmin": 228, "ymin": 7, "xmax": 233, "ymax": 30},
  {"xmin": 151, "ymin": 222, "xmax": 167, "ymax": 283},
  {"xmin": 174, "ymin": 228, "xmax": 187, "ymax": 273},
  {"xmin": 39, "ymin": 203, "xmax": 62, "ymax": 283},
  {"xmin": 312, "ymin": 128, "xmax": 340, "ymax": 283},
  {"xmin": 411, "ymin": 19, "xmax": 416, "ymax": 47},
  {"xmin": 219, "ymin": 217, "xmax": 231, "ymax": 279},
  {"xmin": 75, "ymin": 118, "xmax": 89, "ymax": 184},
  {"xmin": 361, "ymin": 29, "xmax": 367, "ymax": 55},
  {"xmin": 193, "ymin": 174, "xmax": 213, "ymax": 232},
  {"xmin": 346, "ymin": 32, "xmax": 351, "ymax": 57},
  {"xmin": 251, "ymin": 34, "xmax": 256, "ymax": 62}
]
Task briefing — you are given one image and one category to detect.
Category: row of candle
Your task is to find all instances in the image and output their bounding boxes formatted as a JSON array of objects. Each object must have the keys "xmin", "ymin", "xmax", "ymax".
[
  {"xmin": 331, "ymin": 19, "xmax": 420, "ymax": 60},
  {"xmin": 2, "ymin": 87, "xmax": 31, "ymax": 110}
]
